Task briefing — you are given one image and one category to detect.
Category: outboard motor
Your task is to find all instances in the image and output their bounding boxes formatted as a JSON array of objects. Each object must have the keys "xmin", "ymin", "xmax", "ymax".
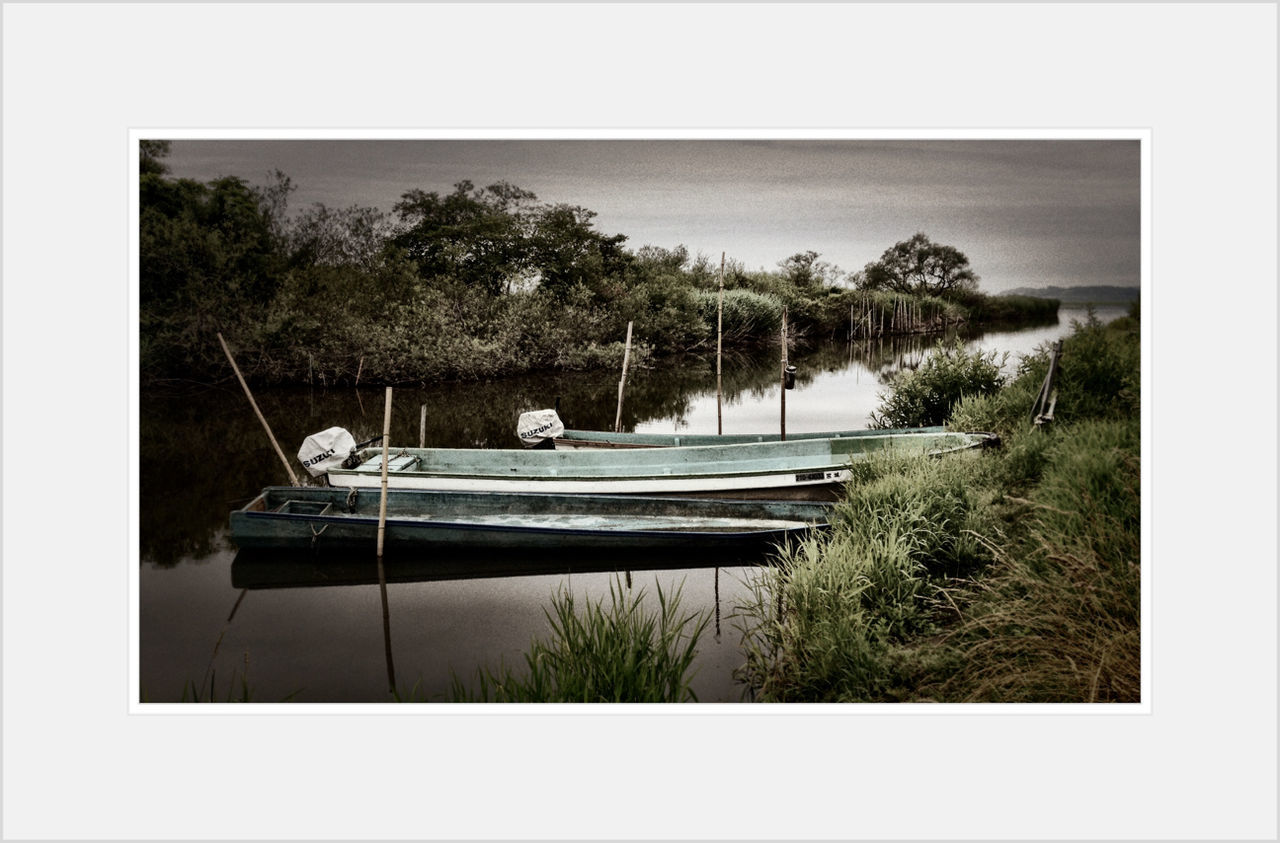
[
  {"xmin": 517, "ymin": 409, "xmax": 564, "ymax": 449},
  {"xmin": 297, "ymin": 427, "xmax": 358, "ymax": 477}
]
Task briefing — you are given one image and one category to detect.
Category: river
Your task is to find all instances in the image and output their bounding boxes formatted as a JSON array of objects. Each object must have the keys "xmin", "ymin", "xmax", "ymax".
[{"xmin": 138, "ymin": 303, "xmax": 1127, "ymax": 703}]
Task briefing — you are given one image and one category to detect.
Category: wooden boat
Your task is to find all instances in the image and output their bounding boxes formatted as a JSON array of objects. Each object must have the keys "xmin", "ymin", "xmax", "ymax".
[
  {"xmin": 321, "ymin": 430, "xmax": 996, "ymax": 500},
  {"xmin": 552, "ymin": 425, "xmax": 946, "ymax": 449},
  {"xmin": 230, "ymin": 486, "xmax": 832, "ymax": 552}
]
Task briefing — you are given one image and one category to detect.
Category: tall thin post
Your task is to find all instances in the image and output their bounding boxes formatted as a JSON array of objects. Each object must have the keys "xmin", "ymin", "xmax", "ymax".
[
  {"xmin": 419, "ymin": 404, "xmax": 427, "ymax": 448},
  {"xmin": 217, "ymin": 332, "xmax": 300, "ymax": 486},
  {"xmin": 780, "ymin": 307, "xmax": 788, "ymax": 441},
  {"xmin": 376, "ymin": 388, "xmax": 393, "ymax": 559},
  {"xmin": 375, "ymin": 388, "xmax": 397, "ymax": 693},
  {"xmin": 614, "ymin": 321, "xmax": 634, "ymax": 434},
  {"xmin": 716, "ymin": 252, "xmax": 725, "ymax": 435}
]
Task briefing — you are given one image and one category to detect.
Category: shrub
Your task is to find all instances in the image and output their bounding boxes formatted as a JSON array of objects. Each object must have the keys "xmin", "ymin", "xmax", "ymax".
[{"xmin": 870, "ymin": 340, "xmax": 1007, "ymax": 429}]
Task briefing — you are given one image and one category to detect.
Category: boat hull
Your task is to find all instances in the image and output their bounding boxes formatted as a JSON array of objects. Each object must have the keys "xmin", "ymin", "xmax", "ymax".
[
  {"xmin": 321, "ymin": 431, "xmax": 995, "ymax": 499},
  {"xmin": 553, "ymin": 425, "xmax": 946, "ymax": 450},
  {"xmin": 230, "ymin": 487, "xmax": 832, "ymax": 552}
]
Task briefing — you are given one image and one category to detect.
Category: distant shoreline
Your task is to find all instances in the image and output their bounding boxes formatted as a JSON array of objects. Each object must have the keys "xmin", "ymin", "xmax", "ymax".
[{"xmin": 1001, "ymin": 285, "xmax": 1139, "ymax": 304}]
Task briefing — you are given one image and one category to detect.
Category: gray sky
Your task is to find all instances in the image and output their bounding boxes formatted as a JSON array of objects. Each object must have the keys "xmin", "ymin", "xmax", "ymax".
[{"xmin": 161, "ymin": 139, "xmax": 1140, "ymax": 293}]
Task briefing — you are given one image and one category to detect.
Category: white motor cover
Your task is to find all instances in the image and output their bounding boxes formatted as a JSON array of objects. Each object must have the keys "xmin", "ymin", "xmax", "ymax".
[
  {"xmin": 516, "ymin": 409, "xmax": 564, "ymax": 447},
  {"xmin": 298, "ymin": 427, "xmax": 358, "ymax": 477}
]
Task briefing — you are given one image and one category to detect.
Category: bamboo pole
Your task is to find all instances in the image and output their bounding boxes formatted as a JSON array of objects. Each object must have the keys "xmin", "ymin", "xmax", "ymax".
[
  {"xmin": 217, "ymin": 332, "xmax": 300, "ymax": 486},
  {"xmin": 375, "ymin": 391, "xmax": 397, "ymax": 692},
  {"xmin": 419, "ymin": 404, "xmax": 427, "ymax": 449},
  {"xmin": 716, "ymin": 253, "xmax": 725, "ymax": 435},
  {"xmin": 779, "ymin": 307, "xmax": 788, "ymax": 441},
  {"xmin": 378, "ymin": 560, "xmax": 396, "ymax": 694},
  {"xmin": 355, "ymin": 355, "xmax": 364, "ymax": 387},
  {"xmin": 376, "ymin": 388, "xmax": 393, "ymax": 558},
  {"xmin": 614, "ymin": 321, "xmax": 633, "ymax": 434}
]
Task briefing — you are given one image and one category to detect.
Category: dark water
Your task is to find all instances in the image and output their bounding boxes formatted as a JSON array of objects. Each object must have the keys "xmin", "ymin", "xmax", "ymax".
[{"xmin": 138, "ymin": 303, "xmax": 1127, "ymax": 703}]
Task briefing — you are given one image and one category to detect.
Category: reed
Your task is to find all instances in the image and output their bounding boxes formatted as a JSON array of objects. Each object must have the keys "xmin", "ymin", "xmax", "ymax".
[{"xmin": 450, "ymin": 577, "xmax": 711, "ymax": 703}]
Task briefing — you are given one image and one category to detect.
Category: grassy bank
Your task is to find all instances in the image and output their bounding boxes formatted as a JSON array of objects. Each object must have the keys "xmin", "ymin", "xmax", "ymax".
[{"xmin": 736, "ymin": 307, "xmax": 1141, "ymax": 702}]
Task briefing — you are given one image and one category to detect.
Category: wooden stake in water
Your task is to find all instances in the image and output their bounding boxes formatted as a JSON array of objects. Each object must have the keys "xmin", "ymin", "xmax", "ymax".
[
  {"xmin": 780, "ymin": 307, "xmax": 788, "ymax": 442},
  {"xmin": 375, "ymin": 388, "xmax": 397, "ymax": 693},
  {"xmin": 376, "ymin": 388, "xmax": 393, "ymax": 559},
  {"xmin": 716, "ymin": 252, "xmax": 725, "ymax": 435},
  {"xmin": 614, "ymin": 321, "xmax": 634, "ymax": 434},
  {"xmin": 217, "ymin": 332, "xmax": 300, "ymax": 486},
  {"xmin": 419, "ymin": 404, "xmax": 427, "ymax": 449}
]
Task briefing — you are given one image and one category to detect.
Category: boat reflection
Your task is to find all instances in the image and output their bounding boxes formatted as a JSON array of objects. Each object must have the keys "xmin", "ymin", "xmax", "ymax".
[{"xmin": 230, "ymin": 544, "xmax": 781, "ymax": 591}]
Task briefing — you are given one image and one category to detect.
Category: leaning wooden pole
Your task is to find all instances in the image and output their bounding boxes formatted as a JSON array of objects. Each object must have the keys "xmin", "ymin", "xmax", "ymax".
[
  {"xmin": 614, "ymin": 321, "xmax": 634, "ymax": 434},
  {"xmin": 779, "ymin": 307, "xmax": 788, "ymax": 442},
  {"xmin": 217, "ymin": 332, "xmax": 300, "ymax": 486},
  {"xmin": 716, "ymin": 252, "xmax": 725, "ymax": 435}
]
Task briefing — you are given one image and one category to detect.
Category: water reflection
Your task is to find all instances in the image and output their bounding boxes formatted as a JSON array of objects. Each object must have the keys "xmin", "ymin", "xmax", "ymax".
[{"xmin": 232, "ymin": 540, "xmax": 779, "ymax": 585}]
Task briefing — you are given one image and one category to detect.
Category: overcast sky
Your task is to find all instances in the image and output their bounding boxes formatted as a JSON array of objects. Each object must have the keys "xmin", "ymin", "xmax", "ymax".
[{"xmin": 161, "ymin": 139, "xmax": 1140, "ymax": 293}]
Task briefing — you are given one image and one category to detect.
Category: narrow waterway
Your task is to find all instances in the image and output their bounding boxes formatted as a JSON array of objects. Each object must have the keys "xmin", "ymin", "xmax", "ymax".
[{"xmin": 138, "ymin": 303, "xmax": 1127, "ymax": 703}]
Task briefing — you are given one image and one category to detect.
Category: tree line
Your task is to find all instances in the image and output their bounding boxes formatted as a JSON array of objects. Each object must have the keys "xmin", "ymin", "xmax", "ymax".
[{"xmin": 139, "ymin": 142, "xmax": 1055, "ymax": 385}]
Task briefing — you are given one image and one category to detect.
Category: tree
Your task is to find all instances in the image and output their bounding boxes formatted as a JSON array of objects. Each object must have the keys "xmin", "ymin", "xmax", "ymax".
[
  {"xmin": 528, "ymin": 203, "xmax": 629, "ymax": 301},
  {"xmin": 140, "ymin": 170, "xmax": 290, "ymax": 373},
  {"xmin": 778, "ymin": 250, "xmax": 844, "ymax": 289},
  {"xmin": 392, "ymin": 181, "xmax": 538, "ymax": 295},
  {"xmin": 858, "ymin": 233, "xmax": 979, "ymax": 297},
  {"xmin": 139, "ymin": 140, "xmax": 171, "ymax": 176}
]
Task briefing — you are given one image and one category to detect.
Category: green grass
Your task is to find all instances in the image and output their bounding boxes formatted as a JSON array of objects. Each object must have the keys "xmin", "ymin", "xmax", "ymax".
[
  {"xmin": 450, "ymin": 577, "xmax": 711, "ymax": 702},
  {"xmin": 736, "ymin": 310, "xmax": 1141, "ymax": 703},
  {"xmin": 926, "ymin": 418, "xmax": 1141, "ymax": 702}
]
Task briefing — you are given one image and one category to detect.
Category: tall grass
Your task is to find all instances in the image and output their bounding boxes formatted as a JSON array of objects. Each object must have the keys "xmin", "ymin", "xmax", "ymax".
[
  {"xmin": 738, "ymin": 309, "xmax": 1141, "ymax": 703},
  {"xmin": 927, "ymin": 419, "xmax": 1141, "ymax": 702},
  {"xmin": 451, "ymin": 578, "xmax": 711, "ymax": 702},
  {"xmin": 736, "ymin": 453, "xmax": 995, "ymax": 702}
]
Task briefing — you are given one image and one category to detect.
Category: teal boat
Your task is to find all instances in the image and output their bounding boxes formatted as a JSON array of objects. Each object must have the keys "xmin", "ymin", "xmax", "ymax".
[
  {"xmin": 321, "ymin": 430, "xmax": 997, "ymax": 500},
  {"xmin": 230, "ymin": 486, "xmax": 832, "ymax": 552},
  {"xmin": 553, "ymin": 425, "xmax": 946, "ymax": 449}
]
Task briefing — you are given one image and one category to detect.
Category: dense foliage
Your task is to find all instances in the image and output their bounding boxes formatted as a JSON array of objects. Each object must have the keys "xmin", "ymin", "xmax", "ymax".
[{"xmin": 139, "ymin": 146, "xmax": 1058, "ymax": 385}]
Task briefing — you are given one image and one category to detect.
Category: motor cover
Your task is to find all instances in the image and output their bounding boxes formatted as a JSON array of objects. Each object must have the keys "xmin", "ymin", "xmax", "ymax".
[
  {"xmin": 516, "ymin": 409, "xmax": 564, "ymax": 448},
  {"xmin": 298, "ymin": 427, "xmax": 358, "ymax": 477}
]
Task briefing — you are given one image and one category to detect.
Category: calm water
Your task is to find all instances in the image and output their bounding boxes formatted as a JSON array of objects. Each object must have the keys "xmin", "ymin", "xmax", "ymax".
[{"xmin": 138, "ymin": 303, "xmax": 1126, "ymax": 703}]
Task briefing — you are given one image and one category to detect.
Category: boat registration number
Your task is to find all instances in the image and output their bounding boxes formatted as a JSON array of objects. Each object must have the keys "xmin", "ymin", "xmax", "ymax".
[{"xmin": 795, "ymin": 471, "xmax": 841, "ymax": 483}]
